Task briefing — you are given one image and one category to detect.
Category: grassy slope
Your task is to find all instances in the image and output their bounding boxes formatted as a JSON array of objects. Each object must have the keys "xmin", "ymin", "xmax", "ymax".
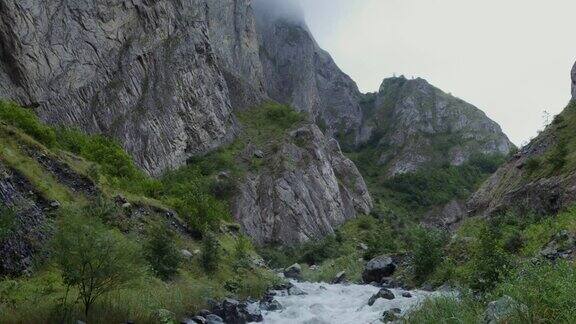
[{"xmin": 0, "ymin": 102, "xmax": 307, "ymax": 323}]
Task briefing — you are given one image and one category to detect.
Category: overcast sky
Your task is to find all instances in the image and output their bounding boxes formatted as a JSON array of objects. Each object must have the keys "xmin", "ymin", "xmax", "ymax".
[{"xmin": 296, "ymin": 0, "xmax": 576, "ymax": 146}]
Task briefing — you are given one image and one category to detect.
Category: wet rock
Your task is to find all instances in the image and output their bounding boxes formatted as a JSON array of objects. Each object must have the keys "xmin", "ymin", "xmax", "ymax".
[
  {"xmin": 283, "ymin": 263, "xmax": 302, "ymax": 280},
  {"xmin": 331, "ymin": 271, "xmax": 347, "ymax": 284},
  {"xmin": 181, "ymin": 317, "xmax": 204, "ymax": 324},
  {"xmin": 482, "ymin": 295, "xmax": 526, "ymax": 324},
  {"xmin": 368, "ymin": 288, "xmax": 395, "ymax": 306},
  {"xmin": 260, "ymin": 299, "xmax": 282, "ymax": 311},
  {"xmin": 382, "ymin": 310, "xmax": 398, "ymax": 322},
  {"xmin": 362, "ymin": 256, "xmax": 396, "ymax": 283},
  {"xmin": 401, "ymin": 292, "xmax": 412, "ymax": 298},
  {"xmin": 197, "ymin": 310, "xmax": 212, "ymax": 317},
  {"xmin": 288, "ymin": 286, "xmax": 307, "ymax": 296},
  {"xmin": 205, "ymin": 314, "xmax": 224, "ymax": 324},
  {"xmin": 254, "ymin": 150, "xmax": 265, "ymax": 159},
  {"xmin": 211, "ymin": 298, "xmax": 263, "ymax": 323}
]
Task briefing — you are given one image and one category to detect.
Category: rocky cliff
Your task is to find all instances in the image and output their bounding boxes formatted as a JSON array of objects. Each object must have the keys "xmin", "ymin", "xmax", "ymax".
[
  {"xmin": 356, "ymin": 76, "xmax": 514, "ymax": 177},
  {"xmin": 233, "ymin": 124, "xmax": 372, "ymax": 245},
  {"xmin": 0, "ymin": 0, "xmax": 238, "ymax": 176},
  {"xmin": 468, "ymin": 64, "xmax": 576, "ymax": 217}
]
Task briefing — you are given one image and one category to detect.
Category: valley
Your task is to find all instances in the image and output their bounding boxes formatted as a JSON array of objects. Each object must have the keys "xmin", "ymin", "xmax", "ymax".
[{"xmin": 0, "ymin": 0, "xmax": 575, "ymax": 323}]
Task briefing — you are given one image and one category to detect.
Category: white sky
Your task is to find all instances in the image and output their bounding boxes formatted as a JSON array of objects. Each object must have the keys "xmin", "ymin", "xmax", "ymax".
[{"xmin": 297, "ymin": 0, "xmax": 576, "ymax": 146}]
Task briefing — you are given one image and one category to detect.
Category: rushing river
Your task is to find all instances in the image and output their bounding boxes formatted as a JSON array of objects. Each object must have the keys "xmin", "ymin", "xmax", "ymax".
[{"xmin": 255, "ymin": 280, "xmax": 439, "ymax": 324}]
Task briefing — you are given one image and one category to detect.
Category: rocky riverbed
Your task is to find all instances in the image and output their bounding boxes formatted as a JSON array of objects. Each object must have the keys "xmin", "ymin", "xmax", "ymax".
[{"xmin": 254, "ymin": 280, "xmax": 439, "ymax": 324}]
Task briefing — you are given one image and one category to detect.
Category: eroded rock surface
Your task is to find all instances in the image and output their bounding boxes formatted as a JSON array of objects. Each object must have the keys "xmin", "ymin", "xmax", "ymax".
[{"xmin": 233, "ymin": 124, "xmax": 372, "ymax": 245}]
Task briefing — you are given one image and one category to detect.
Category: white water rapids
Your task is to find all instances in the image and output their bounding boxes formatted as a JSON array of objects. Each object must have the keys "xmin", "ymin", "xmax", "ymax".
[{"xmin": 255, "ymin": 280, "xmax": 440, "ymax": 324}]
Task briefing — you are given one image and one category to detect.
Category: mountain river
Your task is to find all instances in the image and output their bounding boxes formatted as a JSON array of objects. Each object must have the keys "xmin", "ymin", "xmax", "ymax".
[{"xmin": 253, "ymin": 280, "xmax": 441, "ymax": 324}]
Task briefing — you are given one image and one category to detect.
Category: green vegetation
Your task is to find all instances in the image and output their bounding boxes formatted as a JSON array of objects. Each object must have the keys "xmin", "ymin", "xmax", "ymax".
[
  {"xmin": 0, "ymin": 205, "xmax": 16, "ymax": 241},
  {"xmin": 410, "ymin": 226, "xmax": 445, "ymax": 284},
  {"xmin": 144, "ymin": 223, "xmax": 182, "ymax": 281},
  {"xmin": 52, "ymin": 211, "xmax": 145, "ymax": 318},
  {"xmin": 0, "ymin": 101, "xmax": 291, "ymax": 322}
]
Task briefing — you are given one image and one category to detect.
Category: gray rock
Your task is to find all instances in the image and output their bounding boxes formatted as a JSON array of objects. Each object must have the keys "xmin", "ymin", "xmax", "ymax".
[
  {"xmin": 368, "ymin": 288, "xmax": 395, "ymax": 306},
  {"xmin": 358, "ymin": 76, "xmax": 514, "ymax": 178},
  {"xmin": 181, "ymin": 249, "xmax": 193, "ymax": 259},
  {"xmin": 362, "ymin": 256, "xmax": 397, "ymax": 283},
  {"xmin": 49, "ymin": 200, "xmax": 61, "ymax": 208},
  {"xmin": 331, "ymin": 271, "xmax": 347, "ymax": 284},
  {"xmin": 482, "ymin": 295, "xmax": 526, "ymax": 324},
  {"xmin": 288, "ymin": 286, "xmax": 307, "ymax": 296},
  {"xmin": 205, "ymin": 314, "xmax": 224, "ymax": 324},
  {"xmin": 254, "ymin": 150, "xmax": 265, "ymax": 159},
  {"xmin": 358, "ymin": 243, "xmax": 369, "ymax": 251},
  {"xmin": 382, "ymin": 310, "xmax": 398, "ymax": 322},
  {"xmin": 283, "ymin": 263, "xmax": 302, "ymax": 280},
  {"xmin": 401, "ymin": 292, "xmax": 412, "ymax": 298},
  {"xmin": 0, "ymin": 0, "xmax": 238, "ymax": 176},
  {"xmin": 260, "ymin": 299, "xmax": 282, "ymax": 311},
  {"xmin": 233, "ymin": 125, "xmax": 372, "ymax": 245}
]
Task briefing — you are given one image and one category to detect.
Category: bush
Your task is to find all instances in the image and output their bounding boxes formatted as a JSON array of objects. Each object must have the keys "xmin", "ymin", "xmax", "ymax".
[
  {"xmin": 201, "ymin": 231, "xmax": 221, "ymax": 273},
  {"xmin": 547, "ymin": 141, "xmax": 568, "ymax": 172},
  {"xmin": 469, "ymin": 223, "xmax": 511, "ymax": 292},
  {"xmin": 234, "ymin": 235, "xmax": 253, "ymax": 270},
  {"xmin": 524, "ymin": 157, "xmax": 541, "ymax": 175},
  {"xmin": 0, "ymin": 205, "xmax": 16, "ymax": 241},
  {"xmin": 56, "ymin": 128, "xmax": 142, "ymax": 180},
  {"xmin": 403, "ymin": 295, "xmax": 483, "ymax": 324},
  {"xmin": 0, "ymin": 101, "xmax": 56, "ymax": 147},
  {"xmin": 410, "ymin": 226, "xmax": 445, "ymax": 283},
  {"xmin": 145, "ymin": 224, "xmax": 182, "ymax": 281},
  {"xmin": 52, "ymin": 211, "xmax": 144, "ymax": 318},
  {"xmin": 497, "ymin": 261, "xmax": 576, "ymax": 322}
]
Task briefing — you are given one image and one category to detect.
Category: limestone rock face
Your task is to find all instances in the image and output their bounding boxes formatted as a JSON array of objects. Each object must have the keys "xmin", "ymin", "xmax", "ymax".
[
  {"xmin": 253, "ymin": 1, "xmax": 364, "ymax": 142},
  {"xmin": 233, "ymin": 124, "xmax": 372, "ymax": 245},
  {"xmin": 359, "ymin": 76, "xmax": 514, "ymax": 177},
  {"xmin": 0, "ymin": 0, "xmax": 236, "ymax": 175}
]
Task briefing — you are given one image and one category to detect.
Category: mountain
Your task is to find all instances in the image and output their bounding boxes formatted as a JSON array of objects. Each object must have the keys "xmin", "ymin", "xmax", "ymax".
[
  {"xmin": 354, "ymin": 76, "xmax": 514, "ymax": 177},
  {"xmin": 468, "ymin": 63, "xmax": 576, "ymax": 217}
]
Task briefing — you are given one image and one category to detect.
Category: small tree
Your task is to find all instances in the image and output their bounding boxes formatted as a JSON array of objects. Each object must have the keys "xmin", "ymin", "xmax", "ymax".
[
  {"xmin": 470, "ymin": 223, "xmax": 510, "ymax": 292},
  {"xmin": 53, "ymin": 212, "xmax": 143, "ymax": 318},
  {"xmin": 201, "ymin": 231, "xmax": 221, "ymax": 273},
  {"xmin": 411, "ymin": 226, "xmax": 445, "ymax": 284},
  {"xmin": 145, "ymin": 224, "xmax": 181, "ymax": 280},
  {"xmin": 234, "ymin": 235, "xmax": 252, "ymax": 270}
]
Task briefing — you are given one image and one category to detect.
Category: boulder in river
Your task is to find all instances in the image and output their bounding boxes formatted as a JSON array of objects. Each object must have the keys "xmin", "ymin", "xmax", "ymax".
[
  {"xmin": 382, "ymin": 309, "xmax": 399, "ymax": 322},
  {"xmin": 368, "ymin": 288, "xmax": 395, "ymax": 306},
  {"xmin": 362, "ymin": 255, "xmax": 396, "ymax": 283},
  {"xmin": 211, "ymin": 298, "xmax": 263, "ymax": 323},
  {"xmin": 284, "ymin": 263, "xmax": 302, "ymax": 280}
]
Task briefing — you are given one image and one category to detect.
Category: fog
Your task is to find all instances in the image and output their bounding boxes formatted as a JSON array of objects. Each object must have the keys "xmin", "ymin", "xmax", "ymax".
[
  {"xmin": 252, "ymin": 0, "xmax": 305, "ymax": 24},
  {"xmin": 258, "ymin": 0, "xmax": 576, "ymax": 146}
]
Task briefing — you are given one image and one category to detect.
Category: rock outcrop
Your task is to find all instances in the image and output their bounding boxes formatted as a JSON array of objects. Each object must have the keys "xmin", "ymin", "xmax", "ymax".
[
  {"xmin": 468, "ymin": 63, "xmax": 576, "ymax": 218},
  {"xmin": 233, "ymin": 124, "xmax": 372, "ymax": 245},
  {"xmin": 357, "ymin": 76, "xmax": 514, "ymax": 177},
  {"xmin": 253, "ymin": 2, "xmax": 364, "ymax": 141},
  {"xmin": 0, "ymin": 0, "xmax": 238, "ymax": 176}
]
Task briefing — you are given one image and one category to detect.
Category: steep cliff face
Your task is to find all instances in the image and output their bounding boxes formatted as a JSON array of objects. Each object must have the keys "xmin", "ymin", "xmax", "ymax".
[
  {"xmin": 0, "ymin": 0, "xmax": 236, "ymax": 176},
  {"xmin": 233, "ymin": 124, "xmax": 372, "ymax": 245},
  {"xmin": 468, "ymin": 65, "xmax": 576, "ymax": 217},
  {"xmin": 253, "ymin": 1, "xmax": 364, "ymax": 142},
  {"xmin": 356, "ymin": 76, "xmax": 514, "ymax": 177}
]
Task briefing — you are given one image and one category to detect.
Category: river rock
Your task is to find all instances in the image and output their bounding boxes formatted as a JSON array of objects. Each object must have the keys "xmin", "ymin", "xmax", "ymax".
[
  {"xmin": 205, "ymin": 314, "xmax": 224, "ymax": 324},
  {"xmin": 331, "ymin": 271, "xmax": 347, "ymax": 284},
  {"xmin": 401, "ymin": 292, "xmax": 412, "ymax": 298},
  {"xmin": 288, "ymin": 286, "xmax": 307, "ymax": 296},
  {"xmin": 284, "ymin": 263, "xmax": 302, "ymax": 280},
  {"xmin": 362, "ymin": 256, "xmax": 396, "ymax": 283},
  {"xmin": 382, "ymin": 310, "xmax": 398, "ymax": 322},
  {"xmin": 367, "ymin": 288, "xmax": 395, "ymax": 306},
  {"xmin": 482, "ymin": 295, "xmax": 526, "ymax": 324},
  {"xmin": 211, "ymin": 298, "xmax": 262, "ymax": 324}
]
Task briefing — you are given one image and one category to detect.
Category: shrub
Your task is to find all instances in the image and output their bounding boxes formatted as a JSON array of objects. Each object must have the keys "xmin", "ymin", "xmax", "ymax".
[
  {"xmin": 469, "ymin": 223, "xmax": 511, "ymax": 292},
  {"xmin": 56, "ymin": 128, "xmax": 142, "ymax": 180},
  {"xmin": 0, "ymin": 205, "xmax": 16, "ymax": 241},
  {"xmin": 0, "ymin": 101, "xmax": 56, "ymax": 147},
  {"xmin": 52, "ymin": 211, "xmax": 144, "ymax": 318},
  {"xmin": 145, "ymin": 224, "xmax": 182, "ymax": 281},
  {"xmin": 524, "ymin": 157, "xmax": 541, "ymax": 175},
  {"xmin": 201, "ymin": 231, "xmax": 221, "ymax": 273},
  {"xmin": 410, "ymin": 226, "xmax": 445, "ymax": 283},
  {"xmin": 547, "ymin": 141, "xmax": 568, "ymax": 172},
  {"xmin": 234, "ymin": 235, "xmax": 253, "ymax": 270},
  {"xmin": 403, "ymin": 295, "xmax": 483, "ymax": 324},
  {"xmin": 497, "ymin": 261, "xmax": 576, "ymax": 322}
]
